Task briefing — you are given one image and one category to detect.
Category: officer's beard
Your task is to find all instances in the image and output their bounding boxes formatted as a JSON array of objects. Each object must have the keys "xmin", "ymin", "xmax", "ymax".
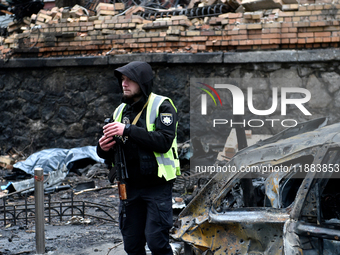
[{"xmin": 122, "ymin": 90, "xmax": 143, "ymax": 104}]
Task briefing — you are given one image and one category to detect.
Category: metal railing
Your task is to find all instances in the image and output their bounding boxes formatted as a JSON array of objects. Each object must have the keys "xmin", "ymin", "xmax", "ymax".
[{"xmin": 1, "ymin": 188, "xmax": 118, "ymax": 226}]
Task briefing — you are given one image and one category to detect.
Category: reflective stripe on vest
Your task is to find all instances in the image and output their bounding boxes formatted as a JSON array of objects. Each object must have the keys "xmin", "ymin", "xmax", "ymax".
[
  {"xmin": 112, "ymin": 93, "xmax": 181, "ymax": 181},
  {"xmin": 113, "ymin": 103, "xmax": 126, "ymax": 121}
]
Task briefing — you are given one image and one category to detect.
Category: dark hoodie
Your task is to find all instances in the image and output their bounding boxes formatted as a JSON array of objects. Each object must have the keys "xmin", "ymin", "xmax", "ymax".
[
  {"xmin": 114, "ymin": 61, "xmax": 153, "ymax": 101},
  {"xmin": 97, "ymin": 61, "xmax": 177, "ymax": 188}
]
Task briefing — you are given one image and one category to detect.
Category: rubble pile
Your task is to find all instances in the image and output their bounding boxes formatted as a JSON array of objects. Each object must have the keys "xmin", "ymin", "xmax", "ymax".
[
  {"xmin": 0, "ymin": 149, "xmax": 25, "ymax": 172},
  {"xmin": 0, "ymin": 0, "xmax": 340, "ymax": 58}
]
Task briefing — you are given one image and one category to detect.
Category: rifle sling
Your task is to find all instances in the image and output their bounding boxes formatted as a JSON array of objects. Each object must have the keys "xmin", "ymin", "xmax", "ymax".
[{"xmin": 132, "ymin": 94, "xmax": 151, "ymax": 125}]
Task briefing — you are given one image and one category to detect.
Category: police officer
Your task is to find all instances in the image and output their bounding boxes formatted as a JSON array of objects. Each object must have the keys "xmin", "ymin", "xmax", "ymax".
[{"xmin": 97, "ymin": 61, "xmax": 180, "ymax": 255}]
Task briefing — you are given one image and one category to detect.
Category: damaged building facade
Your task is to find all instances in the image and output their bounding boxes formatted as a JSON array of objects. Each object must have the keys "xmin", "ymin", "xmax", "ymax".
[{"xmin": 0, "ymin": 0, "xmax": 340, "ymax": 153}]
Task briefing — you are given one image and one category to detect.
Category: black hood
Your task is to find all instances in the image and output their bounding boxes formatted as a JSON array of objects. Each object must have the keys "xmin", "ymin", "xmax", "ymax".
[{"xmin": 114, "ymin": 61, "xmax": 153, "ymax": 98}]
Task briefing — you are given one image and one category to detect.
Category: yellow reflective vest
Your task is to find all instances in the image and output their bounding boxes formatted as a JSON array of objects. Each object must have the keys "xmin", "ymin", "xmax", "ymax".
[{"xmin": 113, "ymin": 92, "xmax": 181, "ymax": 181}]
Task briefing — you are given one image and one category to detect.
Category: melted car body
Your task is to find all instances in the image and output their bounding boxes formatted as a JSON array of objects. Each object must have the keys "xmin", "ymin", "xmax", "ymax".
[{"xmin": 172, "ymin": 118, "xmax": 340, "ymax": 254}]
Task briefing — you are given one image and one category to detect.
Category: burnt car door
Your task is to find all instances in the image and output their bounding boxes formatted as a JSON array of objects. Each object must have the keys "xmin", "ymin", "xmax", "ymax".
[{"xmin": 284, "ymin": 144, "xmax": 340, "ymax": 255}]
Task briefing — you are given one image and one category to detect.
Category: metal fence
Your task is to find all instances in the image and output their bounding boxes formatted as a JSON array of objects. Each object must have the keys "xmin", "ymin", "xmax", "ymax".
[{"xmin": 1, "ymin": 191, "xmax": 118, "ymax": 226}]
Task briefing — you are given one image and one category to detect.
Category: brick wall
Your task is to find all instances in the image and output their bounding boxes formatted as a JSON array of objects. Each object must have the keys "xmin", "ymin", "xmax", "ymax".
[{"xmin": 1, "ymin": 1, "xmax": 340, "ymax": 58}]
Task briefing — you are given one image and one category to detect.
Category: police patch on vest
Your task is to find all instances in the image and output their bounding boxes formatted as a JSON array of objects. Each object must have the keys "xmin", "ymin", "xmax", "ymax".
[
  {"xmin": 122, "ymin": 117, "xmax": 130, "ymax": 124},
  {"xmin": 160, "ymin": 113, "xmax": 173, "ymax": 126}
]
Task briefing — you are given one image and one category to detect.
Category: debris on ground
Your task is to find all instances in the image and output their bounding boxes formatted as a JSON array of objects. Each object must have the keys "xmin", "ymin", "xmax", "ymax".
[
  {"xmin": 65, "ymin": 216, "xmax": 91, "ymax": 225},
  {"xmin": 0, "ymin": 143, "xmax": 191, "ymax": 254}
]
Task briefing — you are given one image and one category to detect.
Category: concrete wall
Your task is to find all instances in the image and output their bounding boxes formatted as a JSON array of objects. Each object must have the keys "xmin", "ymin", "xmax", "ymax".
[{"xmin": 1, "ymin": 49, "xmax": 340, "ymax": 155}]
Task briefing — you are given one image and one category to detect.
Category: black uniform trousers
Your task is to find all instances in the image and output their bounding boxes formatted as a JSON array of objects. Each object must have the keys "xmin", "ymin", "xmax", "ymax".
[{"xmin": 119, "ymin": 182, "xmax": 173, "ymax": 255}]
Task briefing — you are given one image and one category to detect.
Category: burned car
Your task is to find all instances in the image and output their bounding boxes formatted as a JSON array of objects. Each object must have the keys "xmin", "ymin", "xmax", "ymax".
[{"xmin": 172, "ymin": 118, "xmax": 340, "ymax": 255}]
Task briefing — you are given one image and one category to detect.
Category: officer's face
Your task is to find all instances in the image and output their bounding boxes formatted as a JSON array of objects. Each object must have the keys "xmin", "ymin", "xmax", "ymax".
[{"xmin": 122, "ymin": 75, "xmax": 142, "ymax": 102}]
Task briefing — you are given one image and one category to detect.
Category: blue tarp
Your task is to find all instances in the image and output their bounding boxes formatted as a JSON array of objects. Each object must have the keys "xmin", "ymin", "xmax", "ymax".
[{"xmin": 13, "ymin": 146, "xmax": 104, "ymax": 175}]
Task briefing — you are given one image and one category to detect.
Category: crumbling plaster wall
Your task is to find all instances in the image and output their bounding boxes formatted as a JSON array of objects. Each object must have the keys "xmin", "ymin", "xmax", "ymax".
[{"xmin": 0, "ymin": 50, "xmax": 340, "ymax": 155}]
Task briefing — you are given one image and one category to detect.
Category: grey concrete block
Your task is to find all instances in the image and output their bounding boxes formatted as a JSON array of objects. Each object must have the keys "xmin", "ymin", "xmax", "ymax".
[
  {"xmin": 167, "ymin": 53, "xmax": 223, "ymax": 63},
  {"xmin": 109, "ymin": 53, "xmax": 167, "ymax": 65}
]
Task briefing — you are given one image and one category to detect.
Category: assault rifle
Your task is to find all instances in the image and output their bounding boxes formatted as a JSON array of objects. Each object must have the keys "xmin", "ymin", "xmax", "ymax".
[{"xmin": 104, "ymin": 118, "xmax": 128, "ymax": 200}]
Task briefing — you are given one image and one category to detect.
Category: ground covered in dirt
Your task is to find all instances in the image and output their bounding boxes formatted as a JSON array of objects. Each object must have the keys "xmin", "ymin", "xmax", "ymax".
[{"xmin": 0, "ymin": 164, "xmax": 187, "ymax": 255}]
